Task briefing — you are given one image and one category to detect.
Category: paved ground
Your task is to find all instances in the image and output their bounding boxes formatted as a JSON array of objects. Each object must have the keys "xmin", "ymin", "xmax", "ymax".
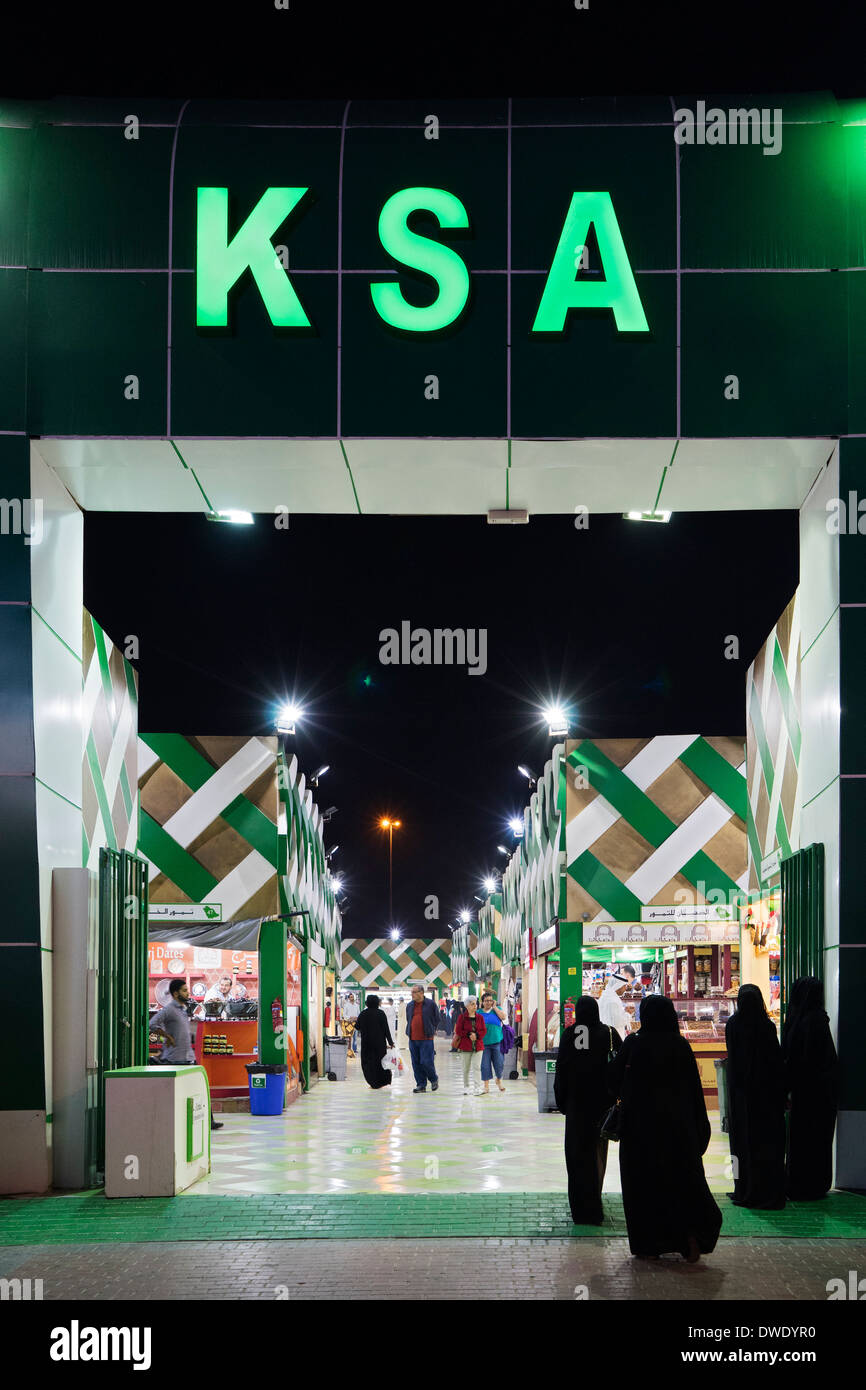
[
  {"xmin": 2, "ymin": 1047, "xmax": 863, "ymax": 1303},
  {"xmin": 2, "ymin": 1236, "xmax": 865, "ymax": 1300}
]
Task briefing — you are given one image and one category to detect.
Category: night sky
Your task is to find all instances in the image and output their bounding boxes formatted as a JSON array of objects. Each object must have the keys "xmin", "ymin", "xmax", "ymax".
[{"xmin": 85, "ymin": 509, "xmax": 798, "ymax": 937}]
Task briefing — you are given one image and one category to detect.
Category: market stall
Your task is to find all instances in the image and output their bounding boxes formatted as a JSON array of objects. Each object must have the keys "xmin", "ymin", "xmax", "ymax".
[
  {"xmin": 148, "ymin": 940, "xmax": 260, "ymax": 1099},
  {"xmin": 580, "ymin": 909, "xmax": 742, "ymax": 1109}
]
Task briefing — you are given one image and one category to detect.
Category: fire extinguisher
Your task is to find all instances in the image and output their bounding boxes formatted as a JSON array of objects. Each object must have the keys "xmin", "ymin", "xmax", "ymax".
[{"xmin": 272, "ymin": 997, "xmax": 283, "ymax": 1033}]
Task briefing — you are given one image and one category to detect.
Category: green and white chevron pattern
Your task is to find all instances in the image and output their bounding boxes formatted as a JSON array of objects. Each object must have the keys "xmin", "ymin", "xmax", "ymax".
[
  {"xmin": 138, "ymin": 734, "xmax": 280, "ymax": 921},
  {"xmin": 476, "ymin": 896, "xmax": 503, "ymax": 976},
  {"xmin": 82, "ymin": 613, "xmax": 139, "ymax": 870},
  {"xmin": 278, "ymin": 751, "xmax": 341, "ymax": 966},
  {"xmin": 746, "ymin": 592, "xmax": 801, "ymax": 890},
  {"xmin": 341, "ymin": 937, "xmax": 453, "ymax": 988},
  {"xmin": 500, "ymin": 743, "xmax": 566, "ymax": 961},
  {"xmin": 565, "ymin": 735, "xmax": 748, "ymax": 921}
]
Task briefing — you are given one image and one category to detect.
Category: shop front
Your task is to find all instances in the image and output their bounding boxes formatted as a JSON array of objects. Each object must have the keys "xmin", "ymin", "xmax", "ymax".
[
  {"xmin": 580, "ymin": 912, "xmax": 742, "ymax": 1107},
  {"xmin": 148, "ymin": 940, "xmax": 260, "ymax": 1101}
]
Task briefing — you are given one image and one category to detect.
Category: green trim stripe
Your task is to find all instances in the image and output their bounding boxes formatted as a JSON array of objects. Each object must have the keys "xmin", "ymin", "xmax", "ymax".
[
  {"xmin": 139, "ymin": 810, "xmax": 219, "ymax": 901},
  {"xmin": 679, "ymin": 737, "xmax": 747, "ymax": 820},
  {"xmin": 775, "ymin": 803, "xmax": 792, "ymax": 859},
  {"xmin": 118, "ymin": 762, "xmax": 134, "ymax": 821},
  {"xmin": 568, "ymin": 850, "xmax": 643, "ymax": 920},
  {"xmin": 221, "ymin": 793, "xmax": 279, "ymax": 869},
  {"xmin": 91, "ymin": 616, "xmax": 115, "ymax": 707},
  {"xmin": 771, "ymin": 637, "xmax": 802, "ymax": 764},
  {"xmin": 748, "ymin": 686, "xmax": 776, "ymax": 796},
  {"xmin": 570, "ymin": 741, "xmax": 670, "ymax": 849},
  {"xmin": 85, "ymin": 733, "xmax": 117, "ymax": 852},
  {"xmin": 140, "ymin": 734, "xmax": 212, "ymax": 793}
]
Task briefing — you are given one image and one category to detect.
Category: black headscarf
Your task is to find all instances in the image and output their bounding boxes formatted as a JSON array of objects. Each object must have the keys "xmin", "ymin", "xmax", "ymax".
[
  {"xmin": 365, "ymin": 995, "xmax": 380, "ymax": 1009},
  {"xmin": 782, "ymin": 976, "xmax": 825, "ymax": 1054},
  {"xmin": 726, "ymin": 983, "xmax": 781, "ymax": 1087},
  {"xmin": 638, "ymin": 994, "xmax": 680, "ymax": 1034},
  {"xmin": 573, "ymin": 996, "xmax": 601, "ymax": 1029}
]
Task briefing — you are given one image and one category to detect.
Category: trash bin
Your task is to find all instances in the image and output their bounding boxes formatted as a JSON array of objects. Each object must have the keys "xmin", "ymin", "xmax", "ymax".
[
  {"xmin": 246, "ymin": 1063, "xmax": 287, "ymax": 1115},
  {"xmin": 714, "ymin": 1057, "xmax": 730, "ymax": 1133},
  {"xmin": 326, "ymin": 1036, "xmax": 348, "ymax": 1080},
  {"xmin": 533, "ymin": 1049, "xmax": 559, "ymax": 1112},
  {"xmin": 104, "ymin": 1065, "xmax": 211, "ymax": 1196},
  {"xmin": 502, "ymin": 1045, "xmax": 519, "ymax": 1080}
]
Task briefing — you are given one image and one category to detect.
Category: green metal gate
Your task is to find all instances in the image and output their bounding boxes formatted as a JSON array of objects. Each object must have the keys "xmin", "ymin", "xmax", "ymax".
[
  {"xmin": 91, "ymin": 847, "xmax": 150, "ymax": 1177},
  {"xmin": 780, "ymin": 843, "xmax": 825, "ymax": 1024}
]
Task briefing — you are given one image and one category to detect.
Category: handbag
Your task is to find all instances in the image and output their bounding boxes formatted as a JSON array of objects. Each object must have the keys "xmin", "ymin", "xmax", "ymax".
[{"xmin": 600, "ymin": 1026, "xmax": 624, "ymax": 1142}]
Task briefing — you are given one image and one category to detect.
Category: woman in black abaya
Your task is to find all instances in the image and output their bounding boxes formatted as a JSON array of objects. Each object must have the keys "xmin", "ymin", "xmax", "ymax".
[
  {"xmin": 724, "ymin": 984, "xmax": 786, "ymax": 1208},
  {"xmin": 352, "ymin": 995, "xmax": 394, "ymax": 1089},
  {"xmin": 782, "ymin": 976, "xmax": 838, "ymax": 1199},
  {"xmin": 607, "ymin": 994, "xmax": 722, "ymax": 1261},
  {"xmin": 554, "ymin": 996, "xmax": 623, "ymax": 1225}
]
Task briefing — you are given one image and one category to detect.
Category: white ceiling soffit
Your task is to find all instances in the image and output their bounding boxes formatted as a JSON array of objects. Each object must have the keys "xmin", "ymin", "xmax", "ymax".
[{"xmin": 32, "ymin": 437, "xmax": 831, "ymax": 516}]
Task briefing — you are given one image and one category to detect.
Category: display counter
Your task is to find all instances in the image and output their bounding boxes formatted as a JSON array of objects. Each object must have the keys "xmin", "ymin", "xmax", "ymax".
[
  {"xmin": 194, "ymin": 1018, "xmax": 259, "ymax": 1097},
  {"xmin": 672, "ymin": 998, "xmax": 734, "ymax": 1111}
]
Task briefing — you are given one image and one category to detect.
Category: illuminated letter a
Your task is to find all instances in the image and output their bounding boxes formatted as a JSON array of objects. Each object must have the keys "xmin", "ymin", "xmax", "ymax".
[{"xmin": 532, "ymin": 192, "xmax": 649, "ymax": 333}]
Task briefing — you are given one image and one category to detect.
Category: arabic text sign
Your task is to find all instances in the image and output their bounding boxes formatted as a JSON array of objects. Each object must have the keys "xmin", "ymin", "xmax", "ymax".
[
  {"xmin": 584, "ymin": 921, "xmax": 740, "ymax": 946},
  {"xmin": 640, "ymin": 903, "xmax": 736, "ymax": 924},
  {"xmin": 148, "ymin": 903, "xmax": 223, "ymax": 923}
]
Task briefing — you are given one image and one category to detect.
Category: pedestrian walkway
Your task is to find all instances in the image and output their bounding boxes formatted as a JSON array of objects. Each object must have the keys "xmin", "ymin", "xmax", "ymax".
[
  {"xmin": 2, "ymin": 1236, "xmax": 865, "ymax": 1300},
  {"xmin": 197, "ymin": 1045, "xmax": 732, "ymax": 1195}
]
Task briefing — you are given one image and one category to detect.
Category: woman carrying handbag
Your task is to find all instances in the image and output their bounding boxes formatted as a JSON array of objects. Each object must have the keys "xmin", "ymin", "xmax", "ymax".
[{"xmin": 554, "ymin": 995, "xmax": 623, "ymax": 1226}]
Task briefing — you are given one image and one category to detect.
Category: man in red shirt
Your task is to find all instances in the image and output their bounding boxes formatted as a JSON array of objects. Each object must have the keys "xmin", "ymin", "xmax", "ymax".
[{"xmin": 406, "ymin": 985, "xmax": 440, "ymax": 1093}]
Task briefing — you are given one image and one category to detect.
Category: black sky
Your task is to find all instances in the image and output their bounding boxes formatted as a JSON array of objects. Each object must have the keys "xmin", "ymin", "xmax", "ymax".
[{"xmin": 85, "ymin": 510, "xmax": 798, "ymax": 937}]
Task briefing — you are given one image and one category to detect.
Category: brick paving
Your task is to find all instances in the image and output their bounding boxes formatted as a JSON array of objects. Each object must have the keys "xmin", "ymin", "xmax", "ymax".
[
  {"xmin": 2, "ymin": 1237, "xmax": 865, "ymax": 1300},
  {"xmin": 2, "ymin": 1190, "xmax": 864, "ymax": 1245}
]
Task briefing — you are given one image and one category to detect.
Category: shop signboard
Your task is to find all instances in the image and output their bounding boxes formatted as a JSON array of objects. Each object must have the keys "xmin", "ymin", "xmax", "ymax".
[
  {"xmin": 149, "ymin": 902, "xmax": 223, "ymax": 923},
  {"xmin": 584, "ymin": 921, "xmax": 739, "ymax": 947},
  {"xmin": 536, "ymin": 919, "xmax": 560, "ymax": 956},
  {"xmin": 760, "ymin": 848, "xmax": 783, "ymax": 884},
  {"xmin": 640, "ymin": 903, "xmax": 737, "ymax": 924}
]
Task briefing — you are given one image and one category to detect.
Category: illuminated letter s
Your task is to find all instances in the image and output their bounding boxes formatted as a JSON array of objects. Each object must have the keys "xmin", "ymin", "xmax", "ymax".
[
  {"xmin": 371, "ymin": 187, "xmax": 470, "ymax": 332},
  {"xmin": 196, "ymin": 187, "xmax": 311, "ymax": 328}
]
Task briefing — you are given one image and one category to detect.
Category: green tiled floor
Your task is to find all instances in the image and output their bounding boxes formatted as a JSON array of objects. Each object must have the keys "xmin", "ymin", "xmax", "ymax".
[{"xmin": 1, "ymin": 1191, "xmax": 864, "ymax": 1246}]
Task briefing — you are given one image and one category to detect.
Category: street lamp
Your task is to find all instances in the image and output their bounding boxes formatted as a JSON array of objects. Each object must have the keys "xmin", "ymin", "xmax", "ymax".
[
  {"xmin": 542, "ymin": 703, "xmax": 569, "ymax": 737},
  {"xmin": 276, "ymin": 702, "xmax": 304, "ymax": 735},
  {"xmin": 483, "ymin": 876, "xmax": 498, "ymax": 894},
  {"xmin": 518, "ymin": 764, "xmax": 538, "ymax": 787},
  {"xmin": 311, "ymin": 765, "xmax": 330, "ymax": 786},
  {"xmin": 460, "ymin": 909, "xmax": 471, "ymax": 925},
  {"xmin": 379, "ymin": 817, "xmax": 402, "ymax": 921},
  {"xmin": 509, "ymin": 817, "xmax": 525, "ymax": 838}
]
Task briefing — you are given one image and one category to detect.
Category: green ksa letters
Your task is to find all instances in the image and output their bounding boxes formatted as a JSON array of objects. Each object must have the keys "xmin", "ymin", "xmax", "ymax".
[{"xmin": 195, "ymin": 187, "xmax": 649, "ymax": 334}]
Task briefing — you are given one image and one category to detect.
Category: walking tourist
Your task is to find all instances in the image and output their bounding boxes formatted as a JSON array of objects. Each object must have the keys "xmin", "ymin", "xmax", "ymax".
[
  {"xmin": 782, "ymin": 976, "xmax": 838, "ymax": 1199},
  {"xmin": 478, "ymin": 991, "xmax": 507, "ymax": 1094},
  {"xmin": 724, "ymin": 984, "xmax": 786, "ymax": 1209},
  {"xmin": 406, "ymin": 985, "xmax": 440, "ymax": 1093},
  {"xmin": 352, "ymin": 995, "xmax": 394, "ymax": 1090},
  {"xmin": 607, "ymin": 994, "xmax": 722, "ymax": 1261},
  {"xmin": 454, "ymin": 995, "xmax": 486, "ymax": 1093},
  {"xmin": 382, "ymin": 996, "xmax": 398, "ymax": 1044},
  {"xmin": 554, "ymin": 995, "xmax": 622, "ymax": 1225}
]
